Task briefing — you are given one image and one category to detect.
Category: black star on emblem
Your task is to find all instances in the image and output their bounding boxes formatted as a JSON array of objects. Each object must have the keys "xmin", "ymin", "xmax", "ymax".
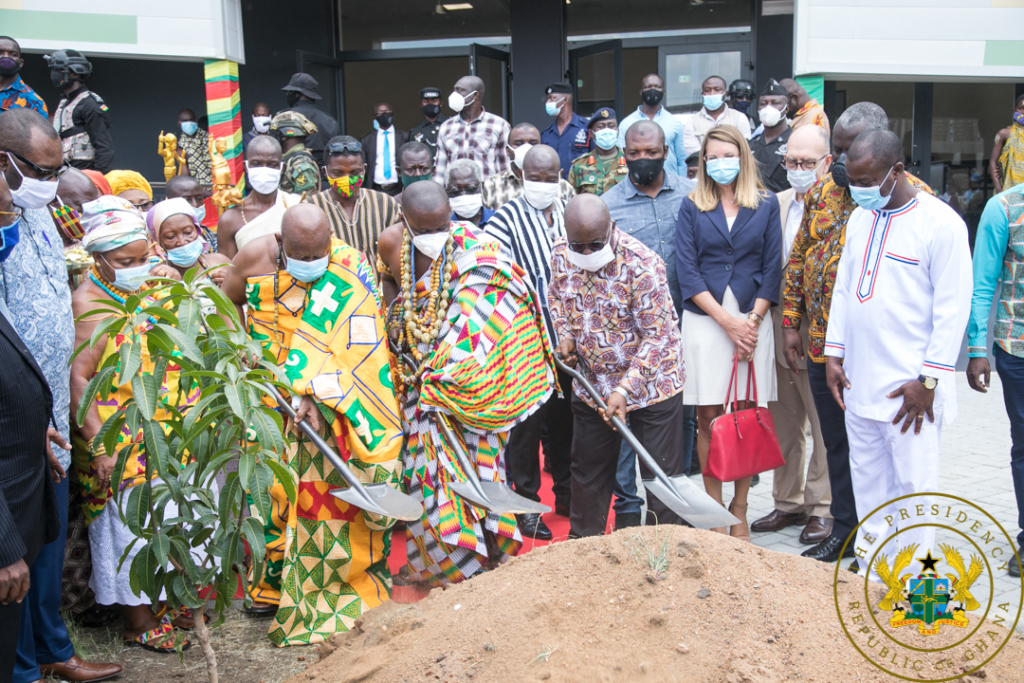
[{"xmin": 917, "ymin": 550, "xmax": 941, "ymax": 573}]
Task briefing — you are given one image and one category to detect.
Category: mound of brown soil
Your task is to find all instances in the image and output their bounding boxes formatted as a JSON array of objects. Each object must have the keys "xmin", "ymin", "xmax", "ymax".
[{"xmin": 289, "ymin": 527, "xmax": 1024, "ymax": 683}]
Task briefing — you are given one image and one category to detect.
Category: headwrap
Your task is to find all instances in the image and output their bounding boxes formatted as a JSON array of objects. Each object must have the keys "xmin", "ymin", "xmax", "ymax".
[
  {"xmin": 82, "ymin": 169, "xmax": 112, "ymax": 195},
  {"xmin": 151, "ymin": 197, "xmax": 199, "ymax": 241},
  {"xmin": 104, "ymin": 170, "xmax": 153, "ymax": 199},
  {"xmin": 761, "ymin": 78, "xmax": 789, "ymax": 98},
  {"xmin": 80, "ymin": 195, "xmax": 150, "ymax": 254}
]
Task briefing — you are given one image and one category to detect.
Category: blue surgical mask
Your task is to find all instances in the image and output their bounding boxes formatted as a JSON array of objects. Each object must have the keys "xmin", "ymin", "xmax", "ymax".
[
  {"xmin": 285, "ymin": 251, "xmax": 329, "ymax": 283},
  {"xmin": 0, "ymin": 219, "xmax": 20, "ymax": 263},
  {"xmin": 180, "ymin": 121, "xmax": 198, "ymax": 136},
  {"xmin": 193, "ymin": 203, "xmax": 206, "ymax": 224},
  {"xmin": 165, "ymin": 238, "xmax": 204, "ymax": 267},
  {"xmin": 706, "ymin": 158, "xmax": 741, "ymax": 185},
  {"xmin": 850, "ymin": 166, "xmax": 896, "ymax": 212},
  {"xmin": 102, "ymin": 255, "xmax": 154, "ymax": 292},
  {"xmin": 594, "ymin": 129, "xmax": 618, "ymax": 151},
  {"xmin": 703, "ymin": 94, "xmax": 724, "ymax": 111},
  {"xmin": 545, "ymin": 100, "xmax": 563, "ymax": 117}
]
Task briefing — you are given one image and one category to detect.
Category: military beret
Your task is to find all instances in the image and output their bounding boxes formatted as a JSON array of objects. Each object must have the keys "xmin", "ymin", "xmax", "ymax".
[
  {"xmin": 420, "ymin": 87, "xmax": 441, "ymax": 99},
  {"xmin": 587, "ymin": 107, "xmax": 616, "ymax": 128},
  {"xmin": 546, "ymin": 82, "xmax": 573, "ymax": 96}
]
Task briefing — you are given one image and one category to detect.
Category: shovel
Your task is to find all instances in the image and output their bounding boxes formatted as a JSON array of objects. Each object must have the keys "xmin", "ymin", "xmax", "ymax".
[
  {"xmin": 263, "ymin": 383, "xmax": 423, "ymax": 522},
  {"xmin": 552, "ymin": 355, "xmax": 738, "ymax": 530}
]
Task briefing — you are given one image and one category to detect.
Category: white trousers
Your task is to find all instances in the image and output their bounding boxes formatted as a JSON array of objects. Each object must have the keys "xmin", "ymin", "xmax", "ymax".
[{"xmin": 846, "ymin": 409, "xmax": 941, "ymax": 580}]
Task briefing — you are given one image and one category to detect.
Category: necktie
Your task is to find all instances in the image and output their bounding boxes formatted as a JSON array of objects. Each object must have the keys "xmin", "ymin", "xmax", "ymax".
[{"xmin": 383, "ymin": 131, "xmax": 392, "ymax": 180}]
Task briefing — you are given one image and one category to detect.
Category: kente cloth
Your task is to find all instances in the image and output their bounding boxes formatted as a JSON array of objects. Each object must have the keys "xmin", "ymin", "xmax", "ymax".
[
  {"xmin": 73, "ymin": 293, "xmax": 198, "ymax": 524},
  {"xmin": 999, "ymin": 124, "xmax": 1024, "ymax": 190},
  {"xmin": 243, "ymin": 239, "xmax": 403, "ymax": 646},
  {"xmin": 394, "ymin": 222, "xmax": 556, "ymax": 586},
  {"xmin": 233, "ymin": 191, "xmax": 303, "ymax": 252},
  {"xmin": 61, "ymin": 472, "xmax": 97, "ymax": 614}
]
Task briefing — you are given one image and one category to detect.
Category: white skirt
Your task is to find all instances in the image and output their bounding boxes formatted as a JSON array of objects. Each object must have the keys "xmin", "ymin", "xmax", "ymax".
[{"xmin": 681, "ymin": 287, "xmax": 777, "ymax": 408}]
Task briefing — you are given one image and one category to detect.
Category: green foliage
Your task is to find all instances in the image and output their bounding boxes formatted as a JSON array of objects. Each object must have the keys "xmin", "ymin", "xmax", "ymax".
[{"xmin": 72, "ymin": 268, "xmax": 294, "ymax": 635}]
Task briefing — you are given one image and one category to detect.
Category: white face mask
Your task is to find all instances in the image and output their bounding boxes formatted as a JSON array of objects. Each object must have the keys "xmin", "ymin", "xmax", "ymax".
[
  {"xmin": 6, "ymin": 153, "xmax": 59, "ymax": 209},
  {"xmin": 246, "ymin": 162, "xmax": 281, "ymax": 194},
  {"xmin": 758, "ymin": 105, "xmax": 787, "ymax": 128},
  {"xmin": 409, "ymin": 227, "xmax": 450, "ymax": 261},
  {"xmin": 786, "ymin": 157, "xmax": 827, "ymax": 194},
  {"xmin": 252, "ymin": 115, "xmax": 271, "ymax": 133},
  {"xmin": 448, "ymin": 90, "xmax": 477, "ymax": 113},
  {"xmin": 449, "ymin": 193, "xmax": 483, "ymax": 219},
  {"xmin": 522, "ymin": 180, "xmax": 559, "ymax": 210},
  {"xmin": 508, "ymin": 143, "xmax": 533, "ymax": 170},
  {"xmin": 565, "ymin": 227, "xmax": 615, "ymax": 272}
]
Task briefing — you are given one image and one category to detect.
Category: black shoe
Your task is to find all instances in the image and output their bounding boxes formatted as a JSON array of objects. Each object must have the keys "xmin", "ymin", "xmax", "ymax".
[
  {"xmin": 614, "ymin": 512, "xmax": 642, "ymax": 530},
  {"xmin": 1009, "ymin": 551, "xmax": 1023, "ymax": 578},
  {"xmin": 517, "ymin": 513, "xmax": 553, "ymax": 540},
  {"xmin": 554, "ymin": 497, "xmax": 570, "ymax": 517},
  {"xmin": 751, "ymin": 474, "xmax": 760, "ymax": 487},
  {"xmin": 800, "ymin": 535, "xmax": 855, "ymax": 563}
]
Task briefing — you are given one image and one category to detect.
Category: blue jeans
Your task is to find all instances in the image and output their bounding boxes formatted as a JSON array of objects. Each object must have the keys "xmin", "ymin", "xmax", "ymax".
[
  {"xmin": 994, "ymin": 345, "xmax": 1024, "ymax": 549},
  {"xmin": 614, "ymin": 404, "xmax": 696, "ymax": 515},
  {"xmin": 14, "ymin": 476, "xmax": 74, "ymax": 682}
]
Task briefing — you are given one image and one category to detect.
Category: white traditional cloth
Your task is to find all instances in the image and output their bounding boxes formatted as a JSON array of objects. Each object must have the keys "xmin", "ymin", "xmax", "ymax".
[
  {"xmin": 151, "ymin": 197, "xmax": 198, "ymax": 238},
  {"xmin": 233, "ymin": 191, "xmax": 303, "ymax": 252},
  {"xmin": 80, "ymin": 195, "xmax": 148, "ymax": 253},
  {"xmin": 823, "ymin": 192, "xmax": 972, "ymax": 423}
]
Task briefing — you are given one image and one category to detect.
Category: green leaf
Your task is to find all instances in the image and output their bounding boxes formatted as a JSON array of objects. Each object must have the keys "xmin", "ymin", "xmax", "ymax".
[
  {"xmin": 156, "ymin": 324, "xmax": 203, "ymax": 364},
  {"xmin": 224, "ymin": 382, "xmax": 246, "ymax": 419},
  {"xmin": 141, "ymin": 421, "xmax": 171, "ymax": 479},
  {"xmin": 190, "ymin": 526, "xmax": 214, "ymax": 549},
  {"xmin": 139, "ymin": 305, "xmax": 178, "ymax": 325},
  {"xmin": 87, "ymin": 314, "xmax": 127, "ymax": 351},
  {"xmin": 144, "ymin": 325, "xmax": 176, "ymax": 356},
  {"xmin": 130, "ymin": 543, "xmax": 160, "ymax": 602},
  {"xmin": 124, "ymin": 483, "xmax": 151, "ymax": 537},
  {"xmin": 109, "ymin": 443, "xmax": 132, "ymax": 494},
  {"xmin": 203, "ymin": 283, "xmax": 240, "ymax": 323},
  {"xmin": 199, "ymin": 450, "xmax": 236, "ymax": 486},
  {"xmin": 177, "ymin": 297, "xmax": 201, "ymax": 340},
  {"xmin": 246, "ymin": 405, "xmax": 285, "ymax": 453},
  {"xmin": 169, "ymin": 536, "xmax": 198, "ymax": 582},
  {"xmin": 117, "ymin": 340, "xmax": 142, "ymax": 386},
  {"xmin": 237, "ymin": 450, "xmax": 255, "ymax": 494},
  {"xmin": 172, "ymin": 573, "xmax": 204, "ymax": 610},
  {"xmin": 241, "ymin": 515, "xmax": 265, "ymax": 588},
  {"xmin": 130, "ymin": 373, "xmax": 159, "ymax": 420},
  {"xmin": 217, "ymin": 472, "xmax": 241, "ymax": 524},
  {"xmin": 266, "ymin": 459, "xmax": 297, "ymax": 507},
  {"xmin": 75, "ymin": 366, "xmax": 116, "ymax": 428},
  {"xmin": 248, "ymin": 462, "xmax": 273, "ymax": 521},
  {"xmin": 151, "ymin": 532, "xmax": 170, "ymax": 567}
]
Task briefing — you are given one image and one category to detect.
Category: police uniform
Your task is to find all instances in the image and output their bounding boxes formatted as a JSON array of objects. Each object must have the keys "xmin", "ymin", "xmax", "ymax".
[
  {"xmin": 53, "ymin": 85, "xmax": 114, "ymax": 173},
  {"xmin": 271, "ymin": 111, "xmax": 321, "ymax": 196},
  {"xmin": 409, "ymin": 87, "xmax": 448, "ymax": 159},
  {"xmin": 541, "ymin": 82, "xmax": 593, "ymax": 176},
  {"xmin": 567, "ymin": 107, "xmax": 627, "ymax": 197}
]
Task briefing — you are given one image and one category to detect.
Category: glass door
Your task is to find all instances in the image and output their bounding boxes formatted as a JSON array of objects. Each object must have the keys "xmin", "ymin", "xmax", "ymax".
[
  {"xmin": 296, "ymin": 51, "xmax": 344, "ymax": 127},
  {"xmin": 569, "ymin": 40, "xmax": 623, "ymax": 118},
  {"xmin": 470, "ymin": 44, "xmax": 510, "ymax": 120},
  {"xmin": 658, "ymin": 39, "xmax": 753, "ymax": 114}
]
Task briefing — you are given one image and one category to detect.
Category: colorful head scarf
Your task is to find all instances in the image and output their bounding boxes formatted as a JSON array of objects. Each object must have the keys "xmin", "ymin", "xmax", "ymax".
[
  {"xmin": 151, "ymin": 197, "xmax": 199, "ymax": 242},
  {"xmin": 104, "ymin": 170, "xmax": 153, "ymax": 200},
  {"xmin": 80, "ymin": 195, "xmax": 150, "ymax": 254}
]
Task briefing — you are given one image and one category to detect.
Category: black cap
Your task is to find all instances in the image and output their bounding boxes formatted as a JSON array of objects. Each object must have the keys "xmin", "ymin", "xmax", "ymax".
[
  {"xmin": 587, "ymin": 108, "xmax": 616, "ymax": 129},
  {"xmin": 545, "ymin": 82, "xmax": 573, "ymax": 96},
  {"xmin": 282, "ymin": 73, "xmax": 321, "ymax": 100},
  {"xmin": 420, "ymin": 87, "xmax": 441, "ymax": 99},
  {"xmin": 760, "ymin": 78, "xmax": 788, "ymax": 98}
]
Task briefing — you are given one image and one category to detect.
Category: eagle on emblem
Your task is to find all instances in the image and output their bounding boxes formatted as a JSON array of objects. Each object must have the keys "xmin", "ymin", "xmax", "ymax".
[
  {"xmin": 874, "ymin": 544, "xmax": 919, "ymax": 611},
  {"xmin": 938, "ymin": 543, "xmax": 984, "ymax": 611}
]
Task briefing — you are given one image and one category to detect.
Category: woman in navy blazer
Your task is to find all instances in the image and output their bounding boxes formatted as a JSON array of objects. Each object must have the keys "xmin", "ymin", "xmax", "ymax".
[{"xmin": 675, "ymin": 124, "xmax": 782, "ymax": 541}]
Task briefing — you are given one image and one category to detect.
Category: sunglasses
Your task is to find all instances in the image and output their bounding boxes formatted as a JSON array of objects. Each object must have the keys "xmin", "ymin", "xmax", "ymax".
[
  {"xmin": 5, "ymin": 150, "xmax": 69, "ymax": 181},
  {"xmin": 327, "ymin": 141, "xmax": 363, "ymax": 156},
  {"xmin": 568, "ymin": 239, "xmax": 608, "ymax": 254}
]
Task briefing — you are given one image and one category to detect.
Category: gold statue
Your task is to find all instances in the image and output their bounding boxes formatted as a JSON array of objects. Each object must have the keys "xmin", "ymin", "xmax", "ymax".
[
  {"xmin": 209, "ymin": 137, "xmax": 242, "ymax": 212},
  {"xmin": 157, "ymin": 131, "xmax": 185, "ymax": 182}
]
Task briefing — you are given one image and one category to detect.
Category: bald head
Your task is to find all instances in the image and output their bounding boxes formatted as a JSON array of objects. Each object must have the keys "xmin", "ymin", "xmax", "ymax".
[
  {"xmin": 787, "ymin": 124, "xmax": 830, "ymax": 158},
  {"xmin": 848, "ymin": 128, "xmax": 903, "ymax": 171},
  {"xmin": 564, "ymin": 194, "xmax": 612, "ymax": 252},
  {"xmin": 402, "ymin": 180, "xmax": 450, "ymax": 234},
  {"xmin": 522, "ymin": 144, "xmax": 561, "ymax": 182},
  {"xmin": 280, "ymin": 204, "xmax": 331, "ymax": 260},
  {"xmin": 455, "ymin": 75, "xmax": 485, "ymax": 98},
  {"xmin": 624, "ymin": 119, "xmax": 665, "ymax": 149},
  {"xmin": 56, "ymin": 167, "xmax": 101, "ymax": 212},
  {"xmin": 247, "ymin": 134, "xmax": 282, "ymax": 159}
]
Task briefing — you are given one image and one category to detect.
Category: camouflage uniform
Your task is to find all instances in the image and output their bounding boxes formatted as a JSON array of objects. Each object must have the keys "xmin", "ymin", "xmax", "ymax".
[
  {"xmin": 271, "ymin": 111, "xmax": 321, "ymax": 195},
  {"xmin": 568, "ymin": 150, "xmax": 628, "ymax": 196}
]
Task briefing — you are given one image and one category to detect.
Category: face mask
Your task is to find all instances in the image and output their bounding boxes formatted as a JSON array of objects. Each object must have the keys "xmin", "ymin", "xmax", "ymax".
[
  {"xmin": 594, "ymin": 129, "xmax": 618, "ymax": 151},
  {"xmin": 759, "ymin": 105, "xmax": 787, "ymax": 128},
  {"xmin": 193, "ymin": 203, "xmax": 207, "ymax": 224},
  {"xmin": 402, "ymin": 173, "xmax": 433, "ymax": 188},
  {"xmin": 703, "ymin": 94, "xmax": 724, "ymax": 111},
  {"xmin": 626, "ymin": 157, "xmax": 665, "ymax": 187},
  {"xmin": 831, "ymin": 152, "xmax": 849, "ymax": 188},
  {"xmin": 246, "ymin": 163, "xmax": 282, "ymax": 194},
  {"xmin": 165, "ymin": 237, "xmax": 204, "ymax": 267},
  {"xmin": 850, "ymin": 166, "xmax": 897, "ymax": 212},
  {"xmin": 285, "ymin": 252, "xmax": 329, "ymax": 283},
  {"xmin": 286, "ymin": 90, "xmax": 302, "ymax": 107},
  {"xmin": 1014, "ymin": 111, "xmax": 1024, "ymax": 126},
  {"xmin": 509, "ymin": 143, "xmax": 533, "ymax": 170},
  {"xmin": 641, "ymin": 89, "xmax": 664, "ymax": 107},
  {"xmin": 448, "ymin": 90, "xmax": 476, "ymax": 113},
  {"xmin": 253, "ymin": 115, "xmax": 271, "ymax": 133},
  {"xmin": 522, "ymin": 180, "xmax": 559, "ymax": 210},
  {"xmin": 566, "ymin": 236, "xmax": 615, "ymax": 272},
  {"xmin": 0, "ymin": 219, "xmax": 20, "ymax": 262},
  {"xmin": 449, "ymin": 193, "xmax": 482, "ymax": 219},
  {"xmin": 0, "ymin": 56, "xmax": 19, "ymax": 78},
  {"xmin": 51, "ymin": 202, "xmax": 84, "ymax": 240},
  {"xmin": 787, "ymin": 168, "xmax": 819, "ymax": 193},
  {"xmin": 328, "ymin": 173, "xmax": 364, "ymax": 198},
  {"xmin": 545, "ymin": 99, "xmax": 563, "ymax": 117},
  {"xmin": 375, "ymin": 112, "xmax": 393, "ymax": 130},
  {"xmin": 707, "ymin": 158, "xmax": 741, "ymax": 185},
  {"xmin": 733, "ymin": 100, "xmax": 751, "ymax": 114},
  {"xmin": 50, "ymin": 70, "xmax": 69, "ymax": 90},
  {"xmin": 6, "ymin": 153, "xmax": 59, "ymax": 209},
  {"xmin": 102, "ymin": 255, "xmax": 154, "ymax": 292},
  {"xmin": 180, "ymin": 121, "xmax": 198, "ymax": 136},
  {"xmin": 422, "ymin": 103, "xmax": 441, "ymax": 118},
  {"xmin": 409, "ymin": 227, "xmax": 450, "ymax": 261}
]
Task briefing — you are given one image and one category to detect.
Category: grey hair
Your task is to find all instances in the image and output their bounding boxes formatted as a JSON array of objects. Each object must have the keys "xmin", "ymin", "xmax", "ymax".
[
  {"xmin": 835, "ymin": 102, "xmax": 888, "ymax": 133},
  {"xmin": 444, "ymin": 158, "xmax": 483, "ymax": 188}
]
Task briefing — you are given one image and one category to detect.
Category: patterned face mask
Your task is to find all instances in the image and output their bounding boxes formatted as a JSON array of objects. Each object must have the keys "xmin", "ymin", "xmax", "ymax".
[
  {"xmin": 52, "ymin": 201, "xmax": 84, "ymax": 240},
  {"xmin": 328, "ymin": 173, "xmax": 364, "ymax": 198}
]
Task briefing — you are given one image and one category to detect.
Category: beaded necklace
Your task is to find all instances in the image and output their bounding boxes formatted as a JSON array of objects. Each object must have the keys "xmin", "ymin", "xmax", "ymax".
[{"xmin": 397, "ymin": 229, "xmax": 455, "ymax": 386}]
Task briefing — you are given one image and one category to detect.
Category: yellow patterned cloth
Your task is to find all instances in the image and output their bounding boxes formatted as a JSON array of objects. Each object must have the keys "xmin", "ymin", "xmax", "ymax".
[
  {"xmin": 999, "ymin": 124, "xmax": 1024, "ymax": 190},
  {"xmin": 245, "ymin": 238, "xmax": 403, "ymax": 647}
]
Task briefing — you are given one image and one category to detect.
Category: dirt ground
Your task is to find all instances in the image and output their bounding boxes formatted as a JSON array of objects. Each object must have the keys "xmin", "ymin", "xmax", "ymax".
[{"xmin": 288, "ymin": 526, "xmax": 1024, "ymax": 683}]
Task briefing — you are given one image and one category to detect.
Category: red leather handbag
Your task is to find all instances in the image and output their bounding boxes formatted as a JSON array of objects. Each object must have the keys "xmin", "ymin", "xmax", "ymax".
[{"xmin": 704, "ymin": 354, "xmax": 784, "ymax": 482}]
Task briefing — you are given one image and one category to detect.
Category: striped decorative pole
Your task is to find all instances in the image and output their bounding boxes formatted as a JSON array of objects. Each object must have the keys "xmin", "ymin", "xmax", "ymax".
[{"xmin": 204, "ymin": 59, "xmax": 243, "ymax": 185}]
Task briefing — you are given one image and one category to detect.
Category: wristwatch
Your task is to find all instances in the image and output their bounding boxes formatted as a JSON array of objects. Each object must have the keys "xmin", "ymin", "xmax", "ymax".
[{"xmin": 918, "ymin": 375, "xmax": 938, "ymax": 390}]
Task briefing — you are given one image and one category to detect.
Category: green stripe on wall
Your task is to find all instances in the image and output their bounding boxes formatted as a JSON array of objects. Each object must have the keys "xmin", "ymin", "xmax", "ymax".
[
  {"xmin": 984, "ymin": 41, "xmax": 1024, "ymax": 66},
  {"xmin": 0, "ymin": 10, "xmax": 137, "ymax": 44}
]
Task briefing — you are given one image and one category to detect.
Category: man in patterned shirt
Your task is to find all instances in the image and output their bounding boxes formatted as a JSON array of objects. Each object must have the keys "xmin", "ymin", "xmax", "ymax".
[
  {"xmin": 781, "ymin": 102, "xmax": 933, "ymax": 565},
  {"xmin": 549, "ymin": 194, "xmax": 686, "ymax": 538},
  {"xmin": 481, "ymin": 123, "xmax": 575, "ymax": 211},
  {"xmin": 0, "ymin": 37, "xmax": 47, "ymax": 117},
  {"xmin": 433, "ymin": 75, "xmax": 510, "ymax": 184}
]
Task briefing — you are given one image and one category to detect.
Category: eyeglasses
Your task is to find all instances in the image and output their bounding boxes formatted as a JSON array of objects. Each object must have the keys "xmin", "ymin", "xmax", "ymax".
[
  {"xmin": 327, "ymin": 141, "xmax": 363, "ymax": 156},
  {"xmin": 0, "ymin": 206, "xmax": 22, "ymax": 228},
  {"xmin": 5, "ymin": 150, "xmax": 69, "ymax": 181},
  {"xmin": 568, "ymin": 239, "xmax": 608, "ymax": 254},
  {"xmin": 783, "ymin": 155, "xmax": 827, "ymax": 171},
  {"xmin": 129, "ymin": 199, "xmax": 154, "ymax": 212}
]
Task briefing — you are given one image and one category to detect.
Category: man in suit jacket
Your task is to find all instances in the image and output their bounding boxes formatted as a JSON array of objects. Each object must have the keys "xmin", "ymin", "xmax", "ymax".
[
  {"xmin": 360, "ymin": 102, "xmax": 410, "ymax": 197},
  {"xmin": 752, "ymin": 125, "xmax": 833, "ymax": 544}
]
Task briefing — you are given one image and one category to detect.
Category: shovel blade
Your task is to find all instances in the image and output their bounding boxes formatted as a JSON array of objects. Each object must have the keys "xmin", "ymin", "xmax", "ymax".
[
  {"xmin": 449, "ymin": 480, "xmax": 551, "ymax": 515},
  {"xmin": 642, "ymin": 475, "xmax": 740, "ymax": 529},
  {"xmin": 331, "ymin": 483, "xmax": 423, "ymax": 522}
]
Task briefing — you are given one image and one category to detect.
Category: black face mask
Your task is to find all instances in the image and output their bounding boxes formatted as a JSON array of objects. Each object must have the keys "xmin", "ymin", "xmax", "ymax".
[
  {"xmin": 50, "ymin": 69, "xmax": 70, "ymax": 90},
  {"xmin": 641, "ymin": 88, "xmax": 664, "ymax": 107},
  {"xmin": 375, "ymin": 112, "xmax": 394, "ymax": 129},
  {"xmin": 0, "ymin": 57, "xmax": 19, "ymax": 78},
  {"xmin": 626, "ymin": 157, "xmax": 665, "ymax": 187},
  {"xmin": 422, "ymin": 103, "xmax": 441, "ymax": 118},
  {"xmin": 733, "ymin": 100, "xmax": 750, "ymax": 114},
  {"xmin": 286, "ymin": 90, "xmax": 302, "ymax": 107},
  {"xmin": 831, "ymin": 152, "xmax": 849, "ymax": 188}
]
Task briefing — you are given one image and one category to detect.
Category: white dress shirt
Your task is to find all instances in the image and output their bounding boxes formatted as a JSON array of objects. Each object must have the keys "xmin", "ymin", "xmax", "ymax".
[
  {"xmin": 373, "ymin": 125, "xmax": 397, "ymax": 186},
  {"xmin": 784, "ymin": 193, "xmax": 805, "ymax": 261},
  {"xmin": 682, "ymin": 105, "xmax": 752, "ymax": 156}
]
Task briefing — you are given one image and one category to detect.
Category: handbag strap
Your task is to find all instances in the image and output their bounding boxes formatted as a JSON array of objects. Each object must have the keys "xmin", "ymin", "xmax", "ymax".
[
  {"xmin": 723, "ymin": 353, "xmax": 740, "ymax": 414},
  {"xmin": 744, "ymin": 356, "xmax": 759, "ymax": 407}
]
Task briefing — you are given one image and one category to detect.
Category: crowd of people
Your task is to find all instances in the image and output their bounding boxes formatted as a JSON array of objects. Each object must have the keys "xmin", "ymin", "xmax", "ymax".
[{"xmin": 1, "ymin": 31, "xmax": 1024, "ymax": 683}]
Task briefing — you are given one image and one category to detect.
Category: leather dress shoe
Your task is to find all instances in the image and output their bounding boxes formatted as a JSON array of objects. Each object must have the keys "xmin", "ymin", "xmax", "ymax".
[
  {"xmin": 800, "ymin": 534, "xmax": 855, "ymax": 563},
  {"xmin": 39, "ymin": 655, "xmax": 122, "ymax": 682},
  {"xmin": 750, "ymin": 509, "xmax": 809, "ymax": 533},
  {"xmin": 554, "ymin": 497, "xmax": 570, "ymax": 517},
  {"xmin": 1009, "ymin": 550, "xmax": 1023, "ymax": 578},
  {"xmin": 517, "ymin": 513, "xmax": 553, "ymax": 540},
  {"xmin": 799, "ymin": 516, "xmax": 833, "ymax": 545}
]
